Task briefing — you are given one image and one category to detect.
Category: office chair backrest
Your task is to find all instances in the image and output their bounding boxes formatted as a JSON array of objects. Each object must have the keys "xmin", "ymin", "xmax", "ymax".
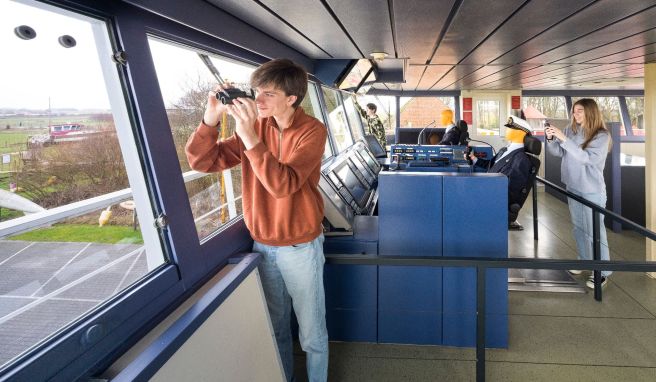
[
  {"xmin": 509, "ymin": 135, "xmax": 542, "ymax": 222},
  {"xmin": 456, "ymin": 120, "xmax": 469, "ymax": 145},
  {"xmin": 363, "ymin": 134, "xmax": 387, "ymax": 158}
]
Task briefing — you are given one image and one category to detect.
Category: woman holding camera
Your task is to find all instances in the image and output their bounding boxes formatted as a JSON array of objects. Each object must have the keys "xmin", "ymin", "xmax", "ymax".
[{"xmin": 545, "ymin": 98, "xmax": 612, "ymax": 289}]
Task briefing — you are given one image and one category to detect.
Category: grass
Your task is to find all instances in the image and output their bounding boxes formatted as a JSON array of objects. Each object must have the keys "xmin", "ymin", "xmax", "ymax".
[
  {"xmin": 0, "ymin": 131, "xmax": 30, "ymax": 155},
  {"xmin": 8, "ymin": 224, "xmax": 143, "ymax": 244}
]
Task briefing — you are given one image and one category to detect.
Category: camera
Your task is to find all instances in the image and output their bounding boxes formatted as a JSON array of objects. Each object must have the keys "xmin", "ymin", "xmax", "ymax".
[{"xmin": 215, "ymin": 88, "xmax": 255, "ymax": 105}]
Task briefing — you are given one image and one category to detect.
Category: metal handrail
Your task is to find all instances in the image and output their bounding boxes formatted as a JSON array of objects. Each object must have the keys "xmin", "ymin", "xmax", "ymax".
[
  {"xmin": 324, "ymin": 175, "xmax": 656, "ymax": 381},
  {"xmin": 536, "ymin": 176, "xmax": 656, "ymax": 240},
  {"xmin": 534, "ymin": 175, "xmax": 656, "ymax": 301},
  {"xmin": 0, "ymin": 170, "xmax": 231, "ymax": 239}
]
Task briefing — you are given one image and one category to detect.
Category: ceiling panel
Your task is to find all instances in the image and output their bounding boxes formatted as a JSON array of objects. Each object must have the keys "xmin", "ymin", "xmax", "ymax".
[
  {"xmin": 428, "ymin": 65, "xmax": 482, "ymax": 89},
  {"xmin": 490, "ymin": 0, "xmax": 654, "ymax": 65},
  {"xmin": 552, "ymin": 31, "xmax": 656, "ymax": 64},
  {"xmin": 403, "ymin": 65, "xmax": 427, "ymax": 90},
  {"xmin": 620, "ymin": 50, "xmax": 656, "ymax": 64},
  {"xmin": 327, "ymin": 0, "xmax": 395, "ymax": 59},
  {"xmin": 465, "ymin": 63, "xmax": 542, "ymax": 88},
  {"xmin": 449, "ymin": 65, "xmax": 513, "ymax": 89},
  {"xmin": 206, "ymin": 0, "xmax": 331, "ymax": 58},
  {"xmin": 524, "ymin": 6, "xmax": 656, "ymax": 65},
  {"xmin": 461, "ymin": 0, "xmax": 593, "ymax": 65},
  {"xmin": 393, "ymin": 0, "xmax": 457, "ymax": 65},
  {"xmin": 587, "ymin": 43, "xmax": 656, "ymax": 64},
  {"xmin": 198, "ymin": 0, "xmax": 654, "ymax": 91},
  {"xmin": 259, "ymin": 0, "xmax": 361, "ymax": 58},
  {"xmin": 415, "ymin": 65, "xmax": 455, "ymax": 90},
  {"xmin": 479, "ymin": 64, "xmax": 579, "ymax": 89},
  {"xmin": 431, "ymin": 0, "xmax": 526, "ymax": 64}
]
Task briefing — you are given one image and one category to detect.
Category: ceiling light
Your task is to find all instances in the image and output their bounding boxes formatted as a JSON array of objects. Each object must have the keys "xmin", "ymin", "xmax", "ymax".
[{"xmin": 370, "ymin": 52, "xmax": 388, "ymax": 62}]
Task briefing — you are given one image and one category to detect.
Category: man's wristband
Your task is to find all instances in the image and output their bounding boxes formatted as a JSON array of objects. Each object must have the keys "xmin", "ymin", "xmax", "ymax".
[{"xmin": 202, "ymin": 118, "xmax": 220, "ymax": 128}]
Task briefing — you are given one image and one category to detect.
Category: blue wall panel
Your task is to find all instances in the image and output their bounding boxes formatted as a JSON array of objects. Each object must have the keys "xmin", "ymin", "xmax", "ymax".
[
  {"xmin": 378, "ymin": 173, "xmax": 443, "ymax": 257},
  {"xmin": 442, "ymin": 174, "xmax": 508, "ymax": 348},
  {"xmin": 324, "ymin": 264, "xmax": 377, "ymax": 342}
]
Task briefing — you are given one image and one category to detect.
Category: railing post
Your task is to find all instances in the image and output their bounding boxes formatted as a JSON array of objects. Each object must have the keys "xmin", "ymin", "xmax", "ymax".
[
  {"xmin": 476, "ymin": 266, "xmax": 486, "ymax": 382},
  {"xmin": 592, "ymin": 210, "xmax": 602, "ymax": 301},
  {"xmin": 533, "ymin": 177, "xmax": 538, "ymax": 241}
]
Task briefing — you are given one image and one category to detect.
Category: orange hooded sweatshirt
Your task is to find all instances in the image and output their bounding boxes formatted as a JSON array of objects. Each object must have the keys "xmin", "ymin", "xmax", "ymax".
[{"xmin": 185, "ymin": 107, "xmax": 327, "ymax": 246}]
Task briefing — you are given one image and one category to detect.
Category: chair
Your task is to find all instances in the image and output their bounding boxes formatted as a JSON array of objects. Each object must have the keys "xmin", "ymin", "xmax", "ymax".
[
  {"xmin": 363, "ymin": 134, "xmax": 387, "ymax": 159},
  {"xmin": 508, "ymin": 135, "xmax": 542, "ymax": 229},
  {"xmin": 456, "ymin": 120, "xmax": 469, "ymax": 145}
]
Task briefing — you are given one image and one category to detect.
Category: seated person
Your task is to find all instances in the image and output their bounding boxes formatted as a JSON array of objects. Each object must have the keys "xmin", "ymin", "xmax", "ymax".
[
  {"xmin": 469, "ymin": 116, "xmax": 533, "ymax": 230},
  {"xmin": 438, "ymin": 109, "xmax": 459, "ymax": 145},
  {"xmin": 427, "ymin": 132, "xmax": 441, "ymax": 144}
]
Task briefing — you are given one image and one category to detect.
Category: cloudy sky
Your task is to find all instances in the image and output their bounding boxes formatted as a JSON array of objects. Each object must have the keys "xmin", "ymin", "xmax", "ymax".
[{"xmin": 1, "ymin": 0, "xmax": 254, "ymax": 111}]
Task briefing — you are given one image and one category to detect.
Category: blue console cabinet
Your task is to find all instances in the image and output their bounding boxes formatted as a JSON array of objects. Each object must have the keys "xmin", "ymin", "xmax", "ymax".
[{"xmin": 323, "ymin": 172, "xmax": 508, "ymax": 348}]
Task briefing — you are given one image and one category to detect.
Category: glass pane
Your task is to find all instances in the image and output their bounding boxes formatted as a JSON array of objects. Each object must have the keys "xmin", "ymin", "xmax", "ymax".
[
  {"xmin": 300, "ymin": 83, "xmax": 332, "ymax": 160},
  {"xmin": 341, "ymin": 93, "xmax": 364, "ymax": 143},
  {"xmin": 521, "ymin": 96, "xmax": 568, "ymax": 136},
  {"xmin": 149, "ymin": 38, "xmax": 255, "ymax": 241},
  {"xmin": 571, "ymin": 97, "xmax": 621, "ymax": 122},
  {"xmin": 321, "ymin": 86, "xmax": 353, "ymax": 153},
  {"xmin": 625, "ymin": 97, "xmax": 644, "ymax": 136},
  {"xmin": 400, "ymin": 97, "xmax": 455, "ymax": 128},
  {"xmin": 475, "ymin": 100, "xmax": 500, "ymax": 135},
  {"xmin": 0, "ymin": 0, "xmax": 164, "ymax": 368},
  {"xmin": 357, "ymin": 95, "xmax": 396, "ymax": 140}
]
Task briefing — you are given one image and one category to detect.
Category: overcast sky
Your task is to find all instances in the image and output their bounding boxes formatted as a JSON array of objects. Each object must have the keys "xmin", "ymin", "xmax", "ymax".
[{"xmin": 1, "ymin": 0, "xmax": 254, "ymax": 111}]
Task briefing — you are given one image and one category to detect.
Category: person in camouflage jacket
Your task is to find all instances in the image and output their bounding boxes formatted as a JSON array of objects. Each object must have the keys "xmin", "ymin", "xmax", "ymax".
[{"xmin": 354, "ymin": 98, "xmax": 387, "ymax": 148}]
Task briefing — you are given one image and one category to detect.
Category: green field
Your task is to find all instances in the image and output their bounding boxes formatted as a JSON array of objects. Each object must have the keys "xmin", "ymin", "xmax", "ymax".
[
  {"xmin": 0, "ymin": 114, "xmax": 110, "ymax": 130},
  {"xmin": 0, "ymin": 131, "xmax": 32, "ymax": 155},
  {"xmin": 8, "ymin": 224, "xmax": 143, "ymax": 244}
]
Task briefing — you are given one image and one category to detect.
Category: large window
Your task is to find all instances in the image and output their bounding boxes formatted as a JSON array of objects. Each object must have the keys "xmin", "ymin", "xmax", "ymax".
[
  {"xmin": 341, "ymin": 93, "xmax": 365, "ymax": 143},
  {"xmin": 299, "ymin": 83, "xmax": 332, "ymax": 160},
  {"xmin": 522, "ymin": 96, "xmax": 568, "ymax": 136},
  {"xmin": 321, "ymin": 86, "xmax": 353, "ymax": 153},
  {"xmin": 149, "ymin": 38, "xmax": 255, "ymax": 242},
  {"xmin": 625, "ymin": 97, "xmax": 644, "ymax": 136},
  {"xmin": 0, "ymin": 0, "xmax": 165, "ymax": 370},
  {"xmin": 400, "ymin": 96, "xmax": 455, "ymax": 128},
  {"xmin": 475, "ymin": 99, "xmax": 501, "ymax": 136}
]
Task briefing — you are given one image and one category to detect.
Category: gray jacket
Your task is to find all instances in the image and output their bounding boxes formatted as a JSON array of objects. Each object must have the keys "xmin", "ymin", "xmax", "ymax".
[{"xmin": 546, "ymin": 125, "xmax": 610, "ymax": 194}]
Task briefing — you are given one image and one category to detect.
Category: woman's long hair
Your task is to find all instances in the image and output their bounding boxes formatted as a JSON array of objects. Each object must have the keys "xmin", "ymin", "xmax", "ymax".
[{"xmin": 570, "ymin": 98, "xmax": 611, "ymax": 149}]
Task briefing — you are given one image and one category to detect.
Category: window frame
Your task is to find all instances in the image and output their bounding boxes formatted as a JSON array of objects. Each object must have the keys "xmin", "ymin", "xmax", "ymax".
[{"xmin": 0, "ymin": 1, "xmax": 269, "ymax": 380}]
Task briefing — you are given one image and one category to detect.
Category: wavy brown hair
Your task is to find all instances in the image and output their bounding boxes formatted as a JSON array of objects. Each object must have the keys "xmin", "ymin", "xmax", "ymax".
[
  {"xmin": 570, "ymin": 98, "xmax": 611, "ymax": 149},
  {"xmin": 250, "ymin": 59, "xmax": 307, "ymax": 108}
]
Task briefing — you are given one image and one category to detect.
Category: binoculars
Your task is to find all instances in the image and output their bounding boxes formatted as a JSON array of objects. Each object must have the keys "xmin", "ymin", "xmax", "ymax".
[{"xmin": 215, "ymin": 88, "xmax": 255, "ymax": 105}]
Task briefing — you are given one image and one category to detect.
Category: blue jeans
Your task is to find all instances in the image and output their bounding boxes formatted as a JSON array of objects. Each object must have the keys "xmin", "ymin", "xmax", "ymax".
[
  {"xmin": 254, "ymin": 234, "xmax": 328, "ymax": 382},
  {"xmin": 567, "ymin": 189, "xmax": 612, "ymax": 277}
]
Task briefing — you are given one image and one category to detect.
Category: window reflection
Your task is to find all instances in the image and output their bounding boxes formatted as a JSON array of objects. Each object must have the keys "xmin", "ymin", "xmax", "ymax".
[
  {"xmin": 0, "ymin": 0, "xmax": 164, "ymax": 369},
  {"xmin": 149, "ymin": 38, "xmax": 254, "ymax": 241},
  {"xmin": 321, "ymin": 87, "xmax": 353, "ymax": 153}
]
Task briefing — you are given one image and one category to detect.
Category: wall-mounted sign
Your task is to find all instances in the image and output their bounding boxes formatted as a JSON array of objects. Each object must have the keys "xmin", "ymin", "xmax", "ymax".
[{"xmin": 511, "ymin": 95, "xmax": 521, "ymax": 109}]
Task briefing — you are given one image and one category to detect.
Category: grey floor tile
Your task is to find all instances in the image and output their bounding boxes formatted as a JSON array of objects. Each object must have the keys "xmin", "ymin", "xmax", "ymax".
[{"xmin": 489, "ymin": 315, "xmax": 656, "ymax": 367}]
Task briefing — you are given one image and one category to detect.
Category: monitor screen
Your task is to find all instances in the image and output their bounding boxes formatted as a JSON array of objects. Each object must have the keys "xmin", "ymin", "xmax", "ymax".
[
  {"xmin": 334, "ymin": 161, "xmax": 368, "ymax": 207},
  {"xmin": 338, "ymin": 59, "xmax": 373, "ymax": 91},
  {"xmin": 349, "ymin": 153, "xmax": 375, "ymax": 186},
  {"xmin": 356, "ymin": 146, "xmax": 379, "ymax": 172}
]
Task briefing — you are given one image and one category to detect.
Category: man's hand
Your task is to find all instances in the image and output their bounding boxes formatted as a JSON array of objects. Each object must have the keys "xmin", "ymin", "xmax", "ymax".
[
  {"xmin": 227, "ymin": 97, "xmax": 260, "ymax": 149},
  {"xmin": 202, "ymin": 84, "xmax": 231, "ymax": 127}
]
